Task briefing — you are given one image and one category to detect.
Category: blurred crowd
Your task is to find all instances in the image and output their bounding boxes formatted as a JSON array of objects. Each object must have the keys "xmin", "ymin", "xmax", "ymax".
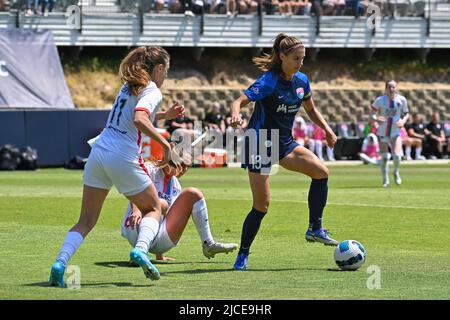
[
  {"xmin": 163, "ymin": 101, "xmax": 450, "ymax": 162},
  {"xmin": 1, "ymin": 0, "xmax": 446, "ymax": 17},
  {"xmin": 356, "ymin": 112, "xmax": 450, "ymax": 163}
]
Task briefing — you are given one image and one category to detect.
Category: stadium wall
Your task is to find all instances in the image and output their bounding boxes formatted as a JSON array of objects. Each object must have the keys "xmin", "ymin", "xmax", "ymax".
[
  {"xmin": 0, "ymin": 109, "xmax": 108, "ymax": 166},
  {"xmin": 1, "ymin": 13, "xmax": 450, "ymax": 48}
]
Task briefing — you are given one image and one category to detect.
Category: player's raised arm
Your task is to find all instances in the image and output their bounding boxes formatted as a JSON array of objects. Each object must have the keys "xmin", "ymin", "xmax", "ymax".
[
  {"xmin": 230, "ymin": 94, "xmax": 250, "ymax": 128},
  {"xmin": 134, "ymin": 110, "xmax": 172, "ymax": 167}
]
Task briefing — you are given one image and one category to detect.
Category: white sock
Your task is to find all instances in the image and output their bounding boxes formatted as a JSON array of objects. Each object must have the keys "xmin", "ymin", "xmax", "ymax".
[
  {"xmin": 56, "ymin": 231, "xmax": 84, "ymax": 267},
  {"xmin": 416, "ymin": 147, "xmax": 422, "ymax": 158},
  {"xmin": 381, "ymin": 153, "xmax": 389, "ymax": 183},
  {"xmin": 315, "ymin": 140, "xmax": 323, "ymax": 160},
  {"xmin": 393, "ymin": 154, "xmax": 401, "ymax": 175},
  {"xmin": 308, "ymin": 140, "xmax": 315, "ymax": 153},
  {"xmin": 405, "ymin": 146, "xmax": 411, "ymax": 158},
  {"xmin": 326, "ymin": 147, "xmax": 334, "ymax": 160},
  {"xmin": 135, "ymin": 217, "xmax": 160, "ymax": 253},
  {"xmin": 192, "ymin": 198, "xmax": 214, "ymax": 245}
]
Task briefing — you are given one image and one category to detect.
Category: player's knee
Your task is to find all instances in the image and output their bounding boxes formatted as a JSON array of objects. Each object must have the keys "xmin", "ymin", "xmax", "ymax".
[
  {"xmin": 254, "ymin": 197, "xmax": 270, "ymax": 212},
  {"xmin": 314, "ymin": 165, "xmax": 329, "ymax": 179},
  {"xmin": 184, "ymin": 187, "xmax": 204, "ymax": 202}
]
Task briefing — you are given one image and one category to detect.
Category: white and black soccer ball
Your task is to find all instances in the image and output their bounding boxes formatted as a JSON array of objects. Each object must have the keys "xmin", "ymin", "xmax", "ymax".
[{"xmin": 334, "ymin": 240, "xmax": 366, "ymax": 271}]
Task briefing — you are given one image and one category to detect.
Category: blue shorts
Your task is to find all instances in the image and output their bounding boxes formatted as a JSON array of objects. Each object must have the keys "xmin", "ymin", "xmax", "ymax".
[{"xmin": 241, "ymin": 134, "xmax": 299, "ymax": 174}]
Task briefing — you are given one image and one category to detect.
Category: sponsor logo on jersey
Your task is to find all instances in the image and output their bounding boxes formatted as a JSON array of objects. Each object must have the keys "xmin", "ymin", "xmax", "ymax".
[
  {"xmin": 296, "ymin": 87, "xmax": 305, "ymax": 99},
  {"xmin": 277, "ymin": 104, "xmax": 299, "ymax": 114},
  {"xmin": 276, "ymin": 104, "xmax": 288, "ymax": 113},
  {"xmin": 251, "ymin": 86, "xmax": 259, "ymax": 95}
]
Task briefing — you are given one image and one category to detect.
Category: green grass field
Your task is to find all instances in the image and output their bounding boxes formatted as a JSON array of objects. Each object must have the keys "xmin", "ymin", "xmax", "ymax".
[{"xmin": 0, "ymin": 164, "xmax": 449, "ymax": 300}]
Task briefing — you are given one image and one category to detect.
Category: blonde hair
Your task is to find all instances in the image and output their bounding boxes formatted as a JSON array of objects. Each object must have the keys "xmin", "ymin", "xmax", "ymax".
[
  {"xmin": 119, "ymin": 46, "xmax": 170, "ymax": 96},
  {"xmin": 252, "ymin": 33, "xmax": 304, "ymax": 73}
]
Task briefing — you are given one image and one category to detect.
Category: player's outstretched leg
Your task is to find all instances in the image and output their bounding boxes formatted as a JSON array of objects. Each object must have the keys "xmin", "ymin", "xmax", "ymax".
[{"xmin": 203, "ymin": 241, "xmax": 238, "ymax": 259}]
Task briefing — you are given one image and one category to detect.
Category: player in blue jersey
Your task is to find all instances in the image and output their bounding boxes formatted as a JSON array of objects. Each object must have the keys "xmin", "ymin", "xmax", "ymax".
[{"xmin": 230, "ymin": 33, "xmax": 339, "ymax": 271}]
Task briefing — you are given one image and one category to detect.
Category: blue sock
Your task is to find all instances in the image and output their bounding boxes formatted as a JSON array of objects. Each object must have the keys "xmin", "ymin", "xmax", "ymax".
[
  {"xmin": 238, "ymin": 207, "xmax": 266, "ymax": 255},
  {"xmin": 308, "ymin": 178, "xmax": 328, "ymax": 231}
]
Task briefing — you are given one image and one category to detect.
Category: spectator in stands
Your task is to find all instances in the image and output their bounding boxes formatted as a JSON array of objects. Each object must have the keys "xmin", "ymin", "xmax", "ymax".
[
  {"xmin": 208, "ymin": 0, "xmax": 236, "ymax": 15},
  {"xmin": 334, "ymin": 0, "xmax": 346, "ymax": 14},
  {"xmin": 292, "ymin": 0, "xmax": 313, "ymax": 14},
  {"xmin": 26, "ymin": 0, "xmax": 40, "ymax": 16},
  {"xmin": 205, "ymin": 101, "xmax": 226, "ymax": 134},
  {"xmin": 357, "ymin": 0, "xmax": 369, "ymax": 16},
  {"xmin": 426, "ymin": 112, "xmax": 447, "ymax": 159},
  {"xmin": 0, "ymin": 0, "xmax": 4, "ymax": 11},
  {"xmin": 410, "ymin": 0, "xmax": 426, "ymax": 17},
  {"xmin": 400, "ymin": 126, "xmax": 418, "ymax": 160},
  {"xmin": 322, "ymin": 0, "xmax": 336, "ymax": 15},
  {"xmin": 359, "ymin": 133, "xmax": 381, "ymax": 165},
  {"xmin": 180, "ymin": 0, "xmax": 196, "ymax": 16},
  {"xmin": 41, "ymin": 0, "xmax": 55, "ymax": 16},
  {"xmin": 308, "ymin": 123, "xmax": 336, "ymax": 161},
  {"xmin": 238, "ymin": 0, "xmax": 259, "ymax": 13},
  {"xmin": 388, "ymin": 0, "xmax": 409, "ymax": 18},
  {"xmin": 310, "ymin": 0, "xmax": 324, "ymax": 15},
  {"xmin": 374, "ymin": 0, "xmax": 390, "ymax": 16},
  {"xmin": 292, "ymin": 116, "xmax": 310, "ymax": 146},
  {"xmin": 278, "ymin": 0, "xmax": 294, "ymax": 15},
  {"xmin": 156, "ymin": 0, "xmax": 181, "ymax": 13},
  {"xmin": 405, "ymin": 113, "xmax": 426, "ymax": 160},
  {"xmin": 165, "ymin": 114, "xmax": 195, "ymax": 134}
]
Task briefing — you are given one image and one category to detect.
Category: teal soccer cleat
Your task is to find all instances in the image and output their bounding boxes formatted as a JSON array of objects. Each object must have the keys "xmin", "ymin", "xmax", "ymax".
[
  {"xmin": 130, "ymin": 248, "xmax": 160, "ymax": 281},
  {"xmin": 49, "ymin": 261, "xmax": 66, "ymax": 287}
]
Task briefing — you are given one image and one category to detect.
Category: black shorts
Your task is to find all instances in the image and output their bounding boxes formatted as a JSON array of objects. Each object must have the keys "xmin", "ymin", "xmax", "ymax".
[{"xmin": 240, "ymin": 134, "xmax": 299, "ymax": 174}]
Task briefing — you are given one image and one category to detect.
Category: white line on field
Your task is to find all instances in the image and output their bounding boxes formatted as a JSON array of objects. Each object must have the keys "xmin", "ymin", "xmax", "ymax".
[{"xmin": 210, "ymin": 197, "xmax": 450, "ymax": 212}]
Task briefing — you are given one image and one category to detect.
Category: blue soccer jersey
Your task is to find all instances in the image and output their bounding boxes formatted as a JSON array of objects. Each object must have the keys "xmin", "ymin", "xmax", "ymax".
[
  {"xmin": 241, "ymin": 69, "xmax": 312, "ymax": 172},
  {"xmin": 244, "ymin": 69, "xmax": 312, "ymax": 139}
]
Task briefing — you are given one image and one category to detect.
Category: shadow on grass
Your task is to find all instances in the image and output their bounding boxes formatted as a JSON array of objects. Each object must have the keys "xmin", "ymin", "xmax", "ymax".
[
  {"xmin": 162, "ymin": 267, "xmax": 304, "ymax": 275},
  {"xmin": 24, "ymin": 281, "xmax": 153, "ymax": 288},
  {"xmin": 94, "ymin": 260, "xmax": 229, "ymax": 269}
]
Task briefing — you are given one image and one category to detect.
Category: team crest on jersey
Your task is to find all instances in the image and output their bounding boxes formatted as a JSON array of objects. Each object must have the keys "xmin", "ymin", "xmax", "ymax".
[
  {"xmin": 251, "ymin": 86, "xmax": 259, "ymax": 95},
  {"xmin": 296, "ymin": 87, "xmax": 304, "ymax": 99}
]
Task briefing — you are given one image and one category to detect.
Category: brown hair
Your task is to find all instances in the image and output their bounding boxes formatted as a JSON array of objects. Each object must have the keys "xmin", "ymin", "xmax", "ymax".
[
  {"xmin": 385, "ymin": 80, "xmax": 397, "ymax": 89},
  {"xmin": 252, "ymin": 33, "xmax": 304, "ymax": 73},
  {"xmin": 119, "ymin": 46, "xmax": 170, "ymax": 96}
]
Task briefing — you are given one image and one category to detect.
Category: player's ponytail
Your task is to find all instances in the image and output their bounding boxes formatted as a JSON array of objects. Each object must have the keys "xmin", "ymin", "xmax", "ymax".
[
  {"xmin": 119, "ymin": 46, "xmax": 170, "ymax": 96},
  {"xmin": 252, "ymin": 33, "xmax": 304, "ymax": 73}
]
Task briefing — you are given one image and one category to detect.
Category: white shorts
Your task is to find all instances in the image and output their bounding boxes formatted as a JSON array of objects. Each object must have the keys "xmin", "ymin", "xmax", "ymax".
[
  {"xmin": 83, "ymin": 145, "xmax": 152, "ymax": 196},
  {"xmin": 121, "ymin": 216, "xmax": 178, "ymax": 255}
]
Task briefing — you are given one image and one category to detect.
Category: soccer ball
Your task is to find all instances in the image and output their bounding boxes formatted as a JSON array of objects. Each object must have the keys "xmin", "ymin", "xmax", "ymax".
[{"xmin": 334, "ymin": 240, "xmax": 366, "ymax": 271}]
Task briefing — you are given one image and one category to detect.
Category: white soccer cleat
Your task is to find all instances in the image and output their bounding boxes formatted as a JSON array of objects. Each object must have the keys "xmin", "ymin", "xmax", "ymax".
[
  {"xmin": 382, "ymin": 179, "xmax": 390, "ymax": 188},
  {"xmin": 202, "ymin": 241, "xmax": 238, "ymax": 259},
  {"xmin": 394, "ymin": 172, "xmax": 402, "ymax": 185}
]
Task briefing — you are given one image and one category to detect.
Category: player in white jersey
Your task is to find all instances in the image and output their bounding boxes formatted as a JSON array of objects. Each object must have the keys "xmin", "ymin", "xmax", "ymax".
[
  {"xmin": 371, "ymin": 80, "xmax": 409, "ymax": 187},
  {"xmin": 50, "ymin": 46, "xmax": 185, "ymax": 286},
  {"xmin": 121, "ymin": 159, "xmax": 238, "ymax": 262}
]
